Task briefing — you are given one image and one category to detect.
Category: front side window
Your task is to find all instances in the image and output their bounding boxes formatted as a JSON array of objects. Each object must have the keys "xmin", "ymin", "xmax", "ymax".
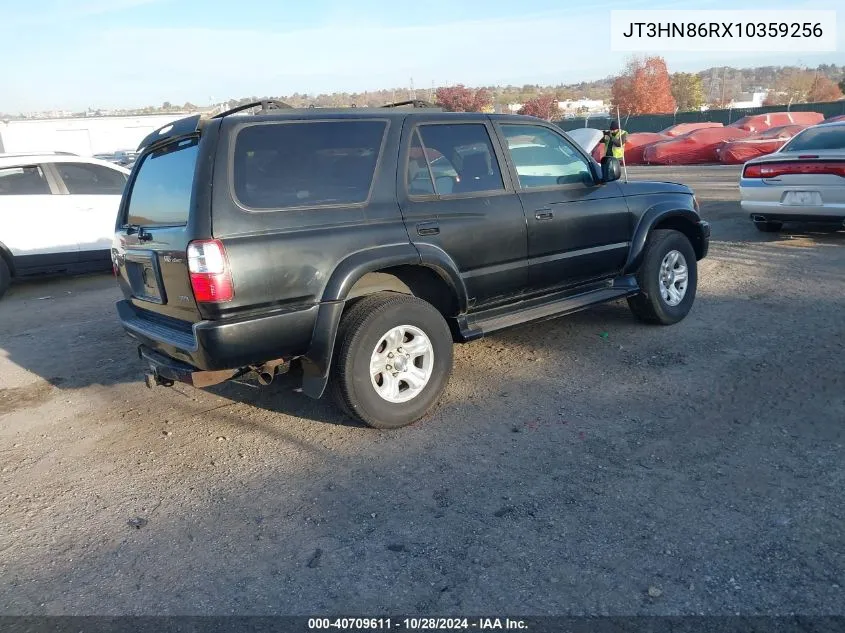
[
  {"xmin": 410, "ymin": 124, "xmax": 505, "ymax": 195},
  {"xmin": 233, "ymin": 120, "xmax": 387, "ymax": 210},
  {"xmin": 0, "ymin": 166, "xmax": 51, "ymax": 195},
  {"xmin": 126, "ymin": 137, "xmax": 199, "ymax": 227},
  {"xmin": 56, "ymin": 162, "xmax": 127, "ymax": 195},
  {"xmin": 501, "ymin": 124, "xmax": 594, "ymax": 189}
]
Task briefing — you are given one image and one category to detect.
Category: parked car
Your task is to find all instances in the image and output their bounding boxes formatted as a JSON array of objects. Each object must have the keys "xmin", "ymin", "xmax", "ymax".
[
  {"xmin": 740, "ymin": 120, "xmax": 845, "ymax": 232},
  {"xmin": 0, "ymin": 152, "xmax": 130, "ymax": 298},
  {"xmin": 114, "ymin": 102, "xmax": 710, "ymax": 429}
]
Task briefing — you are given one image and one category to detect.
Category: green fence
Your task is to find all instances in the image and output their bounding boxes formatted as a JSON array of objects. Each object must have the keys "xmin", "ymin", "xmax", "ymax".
[{"xmin": 554, "ymin": 100, "xmax": 845, "ymax": 134}]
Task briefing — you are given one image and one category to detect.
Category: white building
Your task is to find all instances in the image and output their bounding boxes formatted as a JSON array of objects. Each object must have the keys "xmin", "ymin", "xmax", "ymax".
[
  {"xmin": 728, "ymin": 92, "xmax": 768, "ymax": 109},
  {"xmin": 0, "ymin": 113, "xmax": 189, "ymax": 156}
]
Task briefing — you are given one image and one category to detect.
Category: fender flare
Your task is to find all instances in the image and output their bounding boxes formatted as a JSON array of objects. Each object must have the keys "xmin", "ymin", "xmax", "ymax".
[
  {"xmin": 300, "ymin": 243, "xmax": 468, "ymax": 399},
  {"xmin": 623, "ymin": 204, "xmax": 702, "ymax": 275},
  {"xmin": 0, "ymin": 241, "xmax": 15, "ymax": 276}
]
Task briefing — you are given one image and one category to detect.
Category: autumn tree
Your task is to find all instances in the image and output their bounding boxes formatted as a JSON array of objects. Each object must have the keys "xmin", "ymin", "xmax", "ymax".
[
  {"xmin": 435, "ymin": 85, "xmax": 493, "ymax": 112},
  {"xmin": 670, "ymin": 72, "xmax": 705, "ymax": 112},
  {"xmin": 809, "ymin": 75, "xmax": 843, "ymax": 102},
  {"xmin": 517, "ymin": 95, "xmax": 561, "ymax": 120},
  {"xmin": 839, "ymin": 77, "xmax": 845, "ymax": 94},
  {"xmin": 611, "ymin": 57, "xmax": 676, "ymax": 116}
]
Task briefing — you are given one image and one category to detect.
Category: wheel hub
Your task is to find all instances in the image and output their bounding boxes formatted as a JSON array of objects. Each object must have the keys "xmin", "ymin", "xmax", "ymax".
[
  {"xmin": 370, "ymin": 325, "xmax": 434, "ymax": 404},
  {"xmin": 658, "ymin": 249, "xmax": 689, "ymax": 307}
]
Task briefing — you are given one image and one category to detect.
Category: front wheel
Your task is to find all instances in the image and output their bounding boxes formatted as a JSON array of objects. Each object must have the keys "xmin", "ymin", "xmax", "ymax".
[
  {"xmin": 627, "ymin": 229, "xmax": 697, "ymax": 325},
  {"xmin": 329, "ymin": 292, "xmax": 454, "ymax": 429}
]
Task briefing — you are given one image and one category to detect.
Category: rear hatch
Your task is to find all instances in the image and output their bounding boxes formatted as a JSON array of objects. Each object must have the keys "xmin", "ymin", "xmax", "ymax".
[{"xmin": 114, "ymin": 134, "xmax": 206, "ymax": 326}]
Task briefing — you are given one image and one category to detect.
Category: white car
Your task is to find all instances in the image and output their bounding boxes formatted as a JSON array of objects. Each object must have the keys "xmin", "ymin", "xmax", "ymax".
[
  {"xmin": 0, "ymin": 152, "xmax": 130, "ymax": 298},
  {"xmin": 740, "ymin": 121, "xmax": 845, "ymax": 232}
]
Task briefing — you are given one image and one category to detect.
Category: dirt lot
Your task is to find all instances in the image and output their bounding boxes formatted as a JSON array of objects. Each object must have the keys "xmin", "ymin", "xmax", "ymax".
[{"xmin": 1, "ymin": 166, "xmax": 843, "ymax": 615}]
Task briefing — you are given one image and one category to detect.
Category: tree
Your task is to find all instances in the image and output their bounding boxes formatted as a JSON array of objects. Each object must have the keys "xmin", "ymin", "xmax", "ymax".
[
  {"xmin": 610, "ymin": 56, "xmax": 676, "ymax": 115},
  {"xmin": 670, "ymin": 72, "xmax": 704, "ymax": 112},
  {"xmin": 434, "ymin": 85, "xmax": 492, "ymax": 112},
  {"xmin": 839, "ymin": 77, "xmax": 845, "ymax": 95},
  {"xmin": 517, "ymin": 95, "xmax": 561, "ymax": 120},
  {"xmin": 765, "ymin": 69, "xmax": 816, "ymax": 105},
  {"xmin": 808, "ymin": 75, "xmax": 843, "ymax": 102},
  {"xmin": 183, "ymin": 101, "xmax": 197, "ymax": 111},
  {"xmin": 161, "ymin": 101, "xmax": 172, "ymax": 110}
]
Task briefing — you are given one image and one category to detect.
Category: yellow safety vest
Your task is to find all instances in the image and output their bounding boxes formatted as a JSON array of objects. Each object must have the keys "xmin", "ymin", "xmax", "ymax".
[{"xmin": 604, "ymin": 130, "xmax": 626, "ymax": 159}]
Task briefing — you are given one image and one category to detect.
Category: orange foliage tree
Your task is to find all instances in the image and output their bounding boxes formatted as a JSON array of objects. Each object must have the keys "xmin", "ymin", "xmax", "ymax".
[
  {"xmin": 809, "ymin": 75, "xmax": 843, "ymax": 102},
  {"xmin": 517, "ymin": 95, "xmax": 561, "ymax": 120},
  {"xmin": 611, "ymin": 57, "xmax": 677, "ymax": 116},
  {"xmin": 435, "ymin": 85, "xmax": 493, "ymax": 112}
]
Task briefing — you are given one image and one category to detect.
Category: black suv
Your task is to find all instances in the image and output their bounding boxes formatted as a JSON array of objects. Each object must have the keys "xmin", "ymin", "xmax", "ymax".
[{"xmin": 114, "ymin": 101, "xmax": 710, "ymax": 429}]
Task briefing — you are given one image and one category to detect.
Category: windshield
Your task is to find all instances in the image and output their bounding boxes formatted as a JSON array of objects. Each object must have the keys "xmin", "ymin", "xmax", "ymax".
[
  {"xmin": 125, "ymin": 137, "xmax": 199, "ymax": 227},
  {"xmin": 781, "ymin": 126, "xmax": 845, "ymax": 152}
]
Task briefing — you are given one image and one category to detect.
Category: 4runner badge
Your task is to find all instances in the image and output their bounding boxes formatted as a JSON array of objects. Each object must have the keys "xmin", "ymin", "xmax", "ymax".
[{"xmin": 163, "ymin": 255, "xmax": 183, "ymax": 264}]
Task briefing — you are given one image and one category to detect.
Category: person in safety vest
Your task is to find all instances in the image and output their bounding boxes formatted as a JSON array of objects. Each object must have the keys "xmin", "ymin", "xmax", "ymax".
[{"xmin": 600, "ymin": 121, "xmax": 628, "ymax": 160}]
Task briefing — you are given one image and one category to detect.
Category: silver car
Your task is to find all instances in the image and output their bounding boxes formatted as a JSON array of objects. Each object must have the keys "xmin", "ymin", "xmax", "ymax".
[{"xmin": 740, "ymin": 121, "xmax": 845, "ymax": 232}]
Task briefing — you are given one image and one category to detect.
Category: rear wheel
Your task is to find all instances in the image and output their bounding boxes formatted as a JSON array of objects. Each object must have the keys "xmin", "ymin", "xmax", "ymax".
[
  {"xmin": 754, "ymin": 220, "xmax": 783, "ymax": 233},
  {"xmin": 0, "ymin": 258, "xmax": 10, "ymax": 300},
  {"xmin": 627, "ymin": 229, "xmax": 697, "ymax": 325},
  {"xmin": 330, "ymin": 292, "xmax": 453, "ymax": 429}
]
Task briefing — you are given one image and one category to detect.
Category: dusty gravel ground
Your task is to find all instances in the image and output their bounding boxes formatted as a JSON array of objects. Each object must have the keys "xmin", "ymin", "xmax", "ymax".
[{"xmin": 1, "ymin": 166, "xmax": 843, "ymax": 616}]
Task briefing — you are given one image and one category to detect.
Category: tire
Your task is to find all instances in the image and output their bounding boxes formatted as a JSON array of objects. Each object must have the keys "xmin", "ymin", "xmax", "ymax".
[
  {"xmin": 329, "ymin": 292, "xmax": 453, "ymax": 429},
  {"xmin": 0, "ymin": 257, "xmax": 10, "ymax": 300},
  {"xmin": 627, "ymin": 229, "xmax": 697, "ymax": 325},
  {"xmin": 754, "ymin": 220, "xmax": 783, "ymax": 233}
]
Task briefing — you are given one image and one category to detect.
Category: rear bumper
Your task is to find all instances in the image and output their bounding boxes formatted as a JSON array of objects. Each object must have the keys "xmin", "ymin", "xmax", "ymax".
[
  {"xmin": 117, "ymin": 299, "xmax": 318, "ymax": 371},
  {"xmin": 746, "ymin": 210, "xmax": 845, "ymax": 225}
]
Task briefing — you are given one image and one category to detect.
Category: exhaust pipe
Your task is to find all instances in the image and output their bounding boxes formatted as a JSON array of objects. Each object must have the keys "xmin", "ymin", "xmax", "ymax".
[
  {"xmin": 253, "ymin": 358, "xmax": 289, "ymax": 386},
  {"xmin": 752, "ymin": 214, "xmax": 767, "ymax": 222}
]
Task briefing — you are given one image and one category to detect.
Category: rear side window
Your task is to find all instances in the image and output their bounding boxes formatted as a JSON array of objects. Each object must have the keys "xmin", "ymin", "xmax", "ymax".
[
  {"xmin": 56, "ymin": 163, "xmax": 127, "ymax": 195},
  {"xmin": 0, "ymin": 166, "xmax": 51, "ymax": 195},
  {"xmin": 126, "ymin": 137, "xmax": 199, "ymax": 227},
  {"xmin": 233, "ymin": 120, "xmax": 387, "ymax": 210},
  {"xmin": 408, "ymin": 124, "xmax": 505, "ymax": 195}
]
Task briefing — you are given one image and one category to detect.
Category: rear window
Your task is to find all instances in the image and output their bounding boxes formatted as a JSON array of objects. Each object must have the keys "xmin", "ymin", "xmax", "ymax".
[
  {"xmin": 233, "ymin": 120, "xmax": 387, "ymax": 210},
  {"xmin": 781, "ymin": 126, "xmax": 845, "ymax": 152},
  {"xmin": 126, "ymin": 137, "xmax": 198, "ymax": 227}
]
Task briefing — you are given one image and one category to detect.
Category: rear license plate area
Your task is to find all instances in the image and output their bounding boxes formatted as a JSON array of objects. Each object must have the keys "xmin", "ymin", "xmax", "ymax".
[
  {"xmin": 782, "ymin": 191, "xmax": 822, "ymax": 206},
  {"xmin": 125, "ymin": 251, "xmax": 166, "ymax": 304}
]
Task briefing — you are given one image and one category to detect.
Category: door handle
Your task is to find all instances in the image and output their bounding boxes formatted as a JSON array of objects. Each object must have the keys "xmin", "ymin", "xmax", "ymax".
[
  {"xmin": 416, "ymin": 221, "xmax": 440, "ymax": 236},
  {"xmin": 535, "ymin": 208, "xmax": 554, "ymax": 220}
]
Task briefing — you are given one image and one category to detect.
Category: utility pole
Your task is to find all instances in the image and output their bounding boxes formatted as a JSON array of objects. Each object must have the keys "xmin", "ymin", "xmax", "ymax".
[{"xmin": 409, "ymin": 77, "xmax": 416, "ymax": 101}]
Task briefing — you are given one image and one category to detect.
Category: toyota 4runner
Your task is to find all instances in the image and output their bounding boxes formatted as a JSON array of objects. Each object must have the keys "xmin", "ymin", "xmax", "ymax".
[{"xmin": 114, "ymin": 100, "xmax": 710, "ymax": 429}]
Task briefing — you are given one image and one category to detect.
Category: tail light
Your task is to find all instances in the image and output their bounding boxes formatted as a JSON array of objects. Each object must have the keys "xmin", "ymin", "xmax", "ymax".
[
  {"xmin": 744, "ymin": 161, "xmax": 845, "ymax": 179},
  {"xmin": 187, "ymin": 239, "xmax": 233, "ymax": 303}
]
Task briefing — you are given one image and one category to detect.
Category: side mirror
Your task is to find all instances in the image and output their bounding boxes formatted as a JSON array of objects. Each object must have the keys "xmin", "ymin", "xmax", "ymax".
[{"xmin": 600, "ymin": 156, "xmax": 621, "ymax": 183}]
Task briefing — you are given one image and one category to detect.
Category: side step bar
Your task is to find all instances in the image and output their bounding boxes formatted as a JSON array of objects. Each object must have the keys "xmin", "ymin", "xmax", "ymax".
[{"xmin": 457, "ymin": 276, "xmax": 640, "ymax": 341}]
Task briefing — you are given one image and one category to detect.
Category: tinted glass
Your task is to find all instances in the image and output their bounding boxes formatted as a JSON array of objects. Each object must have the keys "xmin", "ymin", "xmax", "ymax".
[
  {"xmin": 407, "ymin": 131, "xmax": 436, "ymax": 195},
  {"xmin": 782, "ymin": 126, "xmax": 845, "ymax": 152},
  {"xmin": 126, "ymin": 137, "xmax": 198, "ymax": 226},
  {"xmin": 56, "ymin": 163, "xmax": 127, "ymax": 195},
  {"xmin": 501, "ymin": 124, "xmax": 594, "ymax": 188},
  {"xmin": 0, "ymin": 166, "xmax": 51, "ymax": 195},
  {"xmin": 234, "ymin": 120, "xmax": 387, "ymax": 209},
  {"xmin": 416, "ymin": 124, "xmax": 504, "ymax": 195}
]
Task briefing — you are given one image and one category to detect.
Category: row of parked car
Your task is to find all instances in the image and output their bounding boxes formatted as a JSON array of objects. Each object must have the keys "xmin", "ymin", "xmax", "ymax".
[{"xmin": 1, "ymin": 112, "xmax": 843, "ymax": 301}]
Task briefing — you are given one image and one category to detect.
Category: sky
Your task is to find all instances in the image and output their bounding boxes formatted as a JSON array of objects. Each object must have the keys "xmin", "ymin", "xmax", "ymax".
[{"xmin": 1, "ymin": 0, "xmax": 842, "ymax": 112}]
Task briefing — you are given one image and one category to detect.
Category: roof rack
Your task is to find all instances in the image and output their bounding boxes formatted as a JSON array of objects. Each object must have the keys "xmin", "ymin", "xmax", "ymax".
[
  {"xmin": 381, "ymin": 99, "xmax": 439, "ymax": 109},
  {"xmin": 211, "ymin": 100, "xmax": 292, "ymax": 119}
]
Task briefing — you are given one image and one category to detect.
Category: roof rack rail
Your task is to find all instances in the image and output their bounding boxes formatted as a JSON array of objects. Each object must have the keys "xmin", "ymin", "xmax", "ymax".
[
  {"xmin": 211, "ymin": 100, "xmax": 292, "ymax": 119},
  {"xmin": 381, "ymin": 99, "xmax": 439, "ymax": 109}
]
